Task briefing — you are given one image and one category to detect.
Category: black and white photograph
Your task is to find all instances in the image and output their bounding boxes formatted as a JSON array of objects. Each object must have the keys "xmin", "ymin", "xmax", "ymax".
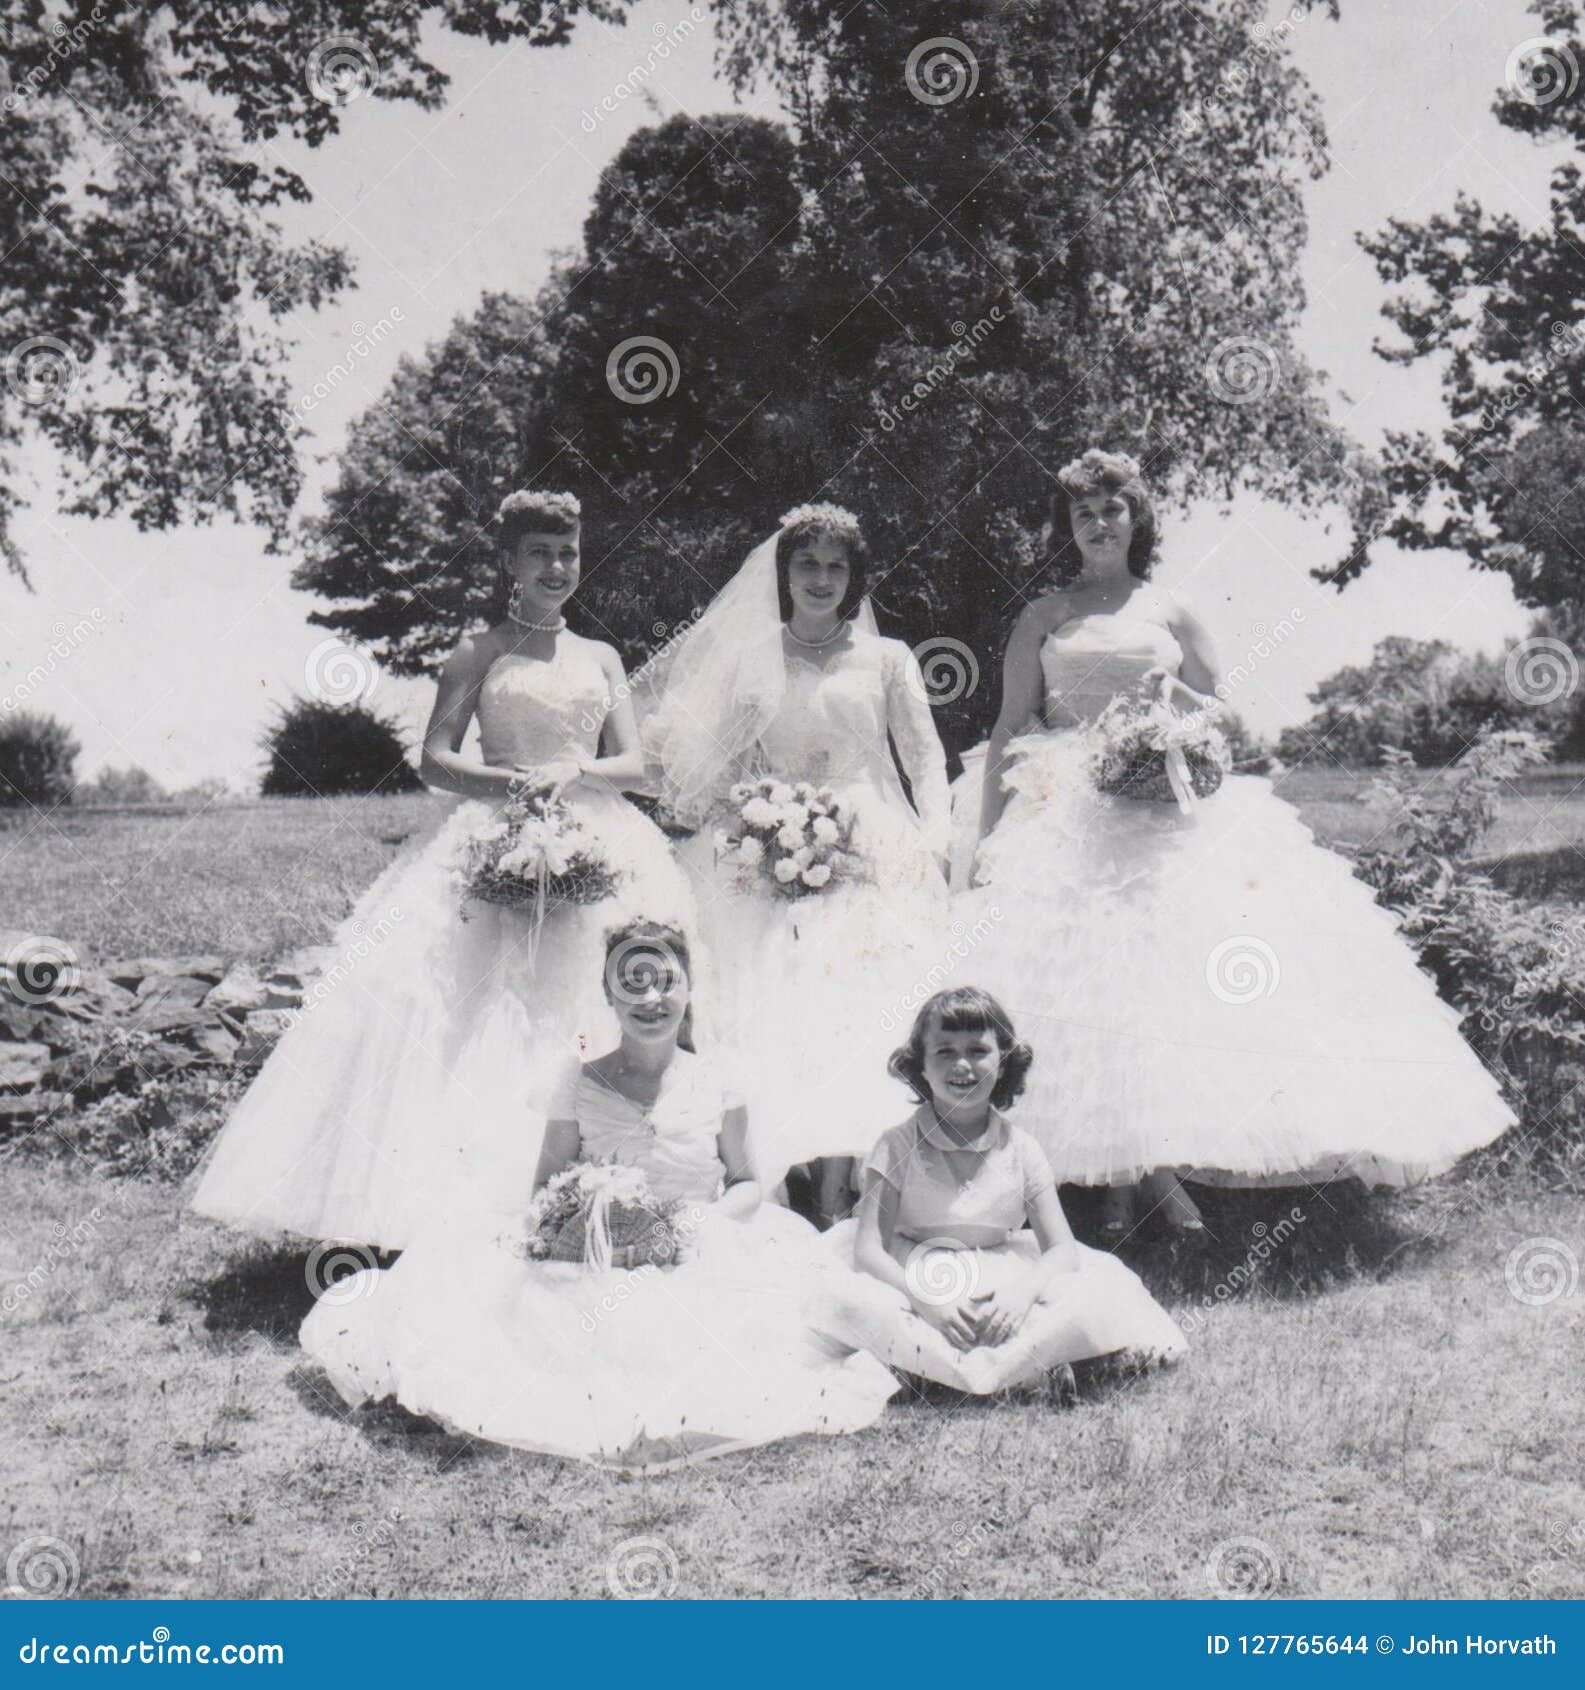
[{"xmin": 3, "ymin": 0, "xmax": 1584, "ymax": 1614}]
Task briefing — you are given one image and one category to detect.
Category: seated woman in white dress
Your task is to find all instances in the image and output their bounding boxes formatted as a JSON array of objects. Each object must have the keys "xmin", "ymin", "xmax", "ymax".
[
  {"xmin": 299, "ymin": 919, "xmax": 897, "ymax": 1471},
  {"xmin": 812, "ymin": 987, "xmax": 1186, "ymax": 1398}
]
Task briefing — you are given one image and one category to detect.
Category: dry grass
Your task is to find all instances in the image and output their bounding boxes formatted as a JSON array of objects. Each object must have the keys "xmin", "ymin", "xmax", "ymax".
[{"xmin": 2, "ymin": 1156, "xmax": 1581, "ymax": 1600}]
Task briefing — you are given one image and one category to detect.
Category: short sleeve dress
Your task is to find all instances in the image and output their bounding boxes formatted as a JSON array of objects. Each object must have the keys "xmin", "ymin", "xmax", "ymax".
[
  {"xmin": 300, "ymin": 1051, "xmax": 897, "ymax": 1470},
  {"xmin": 812, "ymin": 1106, "xmax": 1187, "ymax": 1393}
]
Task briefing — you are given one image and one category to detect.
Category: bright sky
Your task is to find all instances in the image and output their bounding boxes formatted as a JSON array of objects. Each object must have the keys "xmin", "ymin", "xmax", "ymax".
[{"xmin": 0, "ymin": 0, "xmax": 1560, "ymax": 787}]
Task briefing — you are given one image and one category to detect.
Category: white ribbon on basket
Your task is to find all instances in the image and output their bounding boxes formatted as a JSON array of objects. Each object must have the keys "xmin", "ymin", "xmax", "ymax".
[{"xmin": 1149, "ymin": 672, "xmax": 1201, "ymax": 817}]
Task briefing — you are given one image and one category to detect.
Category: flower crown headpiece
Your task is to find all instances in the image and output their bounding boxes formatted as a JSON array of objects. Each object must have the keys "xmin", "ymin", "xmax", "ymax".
[
  {"xmin": 1056, "ymin": 449, "xmax": 1144, "ymax": 496},
  {"xmin": 495, "ymin": 489, "xmax": 582, "ymax": 528},
  {"xmin": 778, "ymin": 501, "xmax": 862, "ymax": 540}
]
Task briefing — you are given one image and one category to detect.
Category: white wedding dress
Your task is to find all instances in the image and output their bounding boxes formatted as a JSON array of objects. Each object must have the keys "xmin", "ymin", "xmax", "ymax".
[
  {"xmin": 190, "ymin": 640, "xmax": 696, "ymax": 1248},
  {"xmin": 679, "ymin": 632, "xmax": 952, "ymax": 1175},
  {"xmin": 952, "ymin": 593, "xmax": 1515, "ymax": 1186},
  {"xmin": 300, "ymin": 1052, "xmax": 898, "ymax": 1469}
]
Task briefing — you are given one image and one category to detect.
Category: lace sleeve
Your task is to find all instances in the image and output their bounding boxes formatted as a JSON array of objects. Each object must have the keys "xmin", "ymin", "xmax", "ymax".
[{"xmin": 883, "ymin": 640, "xmax": 951, "ymax": 855}]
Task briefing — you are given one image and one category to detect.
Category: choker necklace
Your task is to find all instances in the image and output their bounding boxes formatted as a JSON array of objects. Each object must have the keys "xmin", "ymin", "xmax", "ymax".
[
  {"xmin": 508, "ymin": 611, "xmax": 567, "ymax": 633},
  {"xmin": 785, "ymin": 622, "xmax": 844, "ymax": 650}
]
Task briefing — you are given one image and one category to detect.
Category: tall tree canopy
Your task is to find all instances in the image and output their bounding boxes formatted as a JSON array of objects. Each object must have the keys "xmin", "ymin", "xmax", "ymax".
[
  {"xmin": 300, "ymin": 0, "xmax": 1367, "ymax": 752},
  {"xmin": 0, "ymin": 0, "xmax": 625, "ymax": 578},
  {"xmin": 1359, "ymin": 0, "xmax": 1585, "ymax": 604}
]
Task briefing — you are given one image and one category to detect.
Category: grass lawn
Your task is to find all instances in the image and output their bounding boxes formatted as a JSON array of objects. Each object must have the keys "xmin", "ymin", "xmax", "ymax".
[
  {"xmin": 0, "ymin": 794, "xmax": 443, "ymax": 965},
  {"xmin": 2, "ymin": 1158, "xmax": 1581, "ymax": 1599},
  {"xmin": 4, "ymin": 772, "xmax": 1585, "ymax": 1600},
  {"xmin": 7, "ymin": 765, "xmax": 1585, "ymax": 966}
]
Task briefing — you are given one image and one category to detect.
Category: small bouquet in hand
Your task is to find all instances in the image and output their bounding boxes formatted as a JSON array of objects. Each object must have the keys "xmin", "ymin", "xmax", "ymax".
[
  {"xmin": 717, "ymin": 776, "xmax": 863, "ymax": 900},
  {"xmin": 524, "ymin": 1161, "xmax": 684, "ymax": 1270},
  {"xmin": 1091, "ymin": 681, "xmax": 1230, "ymax": 812},
  {"xmin": 458, "ymin": 786, "xmax": 622, "ymax": 916}
]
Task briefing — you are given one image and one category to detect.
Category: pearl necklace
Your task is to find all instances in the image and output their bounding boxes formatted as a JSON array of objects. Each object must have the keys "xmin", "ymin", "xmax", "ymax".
[
  {"xmin": 785, "ymin": 621, "xmax": 845, "ymax": 650},
  {"xmin": 507, "ymin": 611, "xmax": 567, "ymax": 633}
]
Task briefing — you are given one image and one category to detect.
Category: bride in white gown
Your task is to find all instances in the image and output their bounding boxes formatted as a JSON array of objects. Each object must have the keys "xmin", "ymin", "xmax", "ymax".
[
  {"xmin": 191, "ymin": 492, "xmax": 696, "ymax": 1249},
  {"xmin": 954, "ymin": 450, "xmax": 1515, "ymax": 1235},
  {"xmin": 644, "ymin": 504, "xmax": 951, "ymax": 1218}
]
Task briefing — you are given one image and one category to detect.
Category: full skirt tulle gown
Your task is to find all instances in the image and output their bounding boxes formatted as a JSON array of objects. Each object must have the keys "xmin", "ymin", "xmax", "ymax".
[
  {"xmin": 190, "ymin": 643, "xmax": 697, "ymax": 1248},
  {"xmin": 677, "ymin": 635, "xmax": 954, "ymax": 1177},
  {"xmin": 814, "ymin": 1221, "xmax": 1186, "ymax": 1394},
  {"xmin": 300, "ymin": 1057, "xmax": 899, "ymax": 1468},
  {"xmin": 952, "ymin": 605, "xmax": 1515, "ymax": 1187}
]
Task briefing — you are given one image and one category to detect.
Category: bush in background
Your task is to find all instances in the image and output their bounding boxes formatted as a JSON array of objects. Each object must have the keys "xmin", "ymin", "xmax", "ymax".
[
  {"xmin": 0, "ymin": 709, "xmax": 81, "ymax": 808},
  {"xmin": 1350, "ymin": 728, "xmax": 1585, "ymax": 1188},
  {"xmin": 260, "ymin": 698, "xmax": 423, "ymax": 798}
]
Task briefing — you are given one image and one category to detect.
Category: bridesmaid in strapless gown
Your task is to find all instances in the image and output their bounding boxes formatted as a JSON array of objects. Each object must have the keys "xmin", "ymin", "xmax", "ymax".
[
  {"xmin": 191, "ymin": 493, "xmax": 696, "ymax": 1249},
  {"xmin": 953, "ymin": 453, "xmax": 1514, "ymax": 1215}
]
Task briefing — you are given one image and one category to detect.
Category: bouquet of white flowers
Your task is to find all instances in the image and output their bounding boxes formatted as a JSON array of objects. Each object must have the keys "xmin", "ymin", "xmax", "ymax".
[
  {"xmin": 523, "ymin": 1161, "xmax": 683, "ymax": 1270},
  {"xmin": 1091, "ymin": 686, "xmax": 1230, "ymax": 812},
  {"xmin": 457, "ymin": 787, "xmax": 623, "ymax": 916},
  {"xmin": 716, "ymin": 776, "xmax": 862, "ymax": 900}
]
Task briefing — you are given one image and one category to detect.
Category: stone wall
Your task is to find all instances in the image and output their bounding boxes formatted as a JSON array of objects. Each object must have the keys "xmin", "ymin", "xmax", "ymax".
[{"xmin": 0, "ymin": 939, "xmax": 337, "ymax": 1126}]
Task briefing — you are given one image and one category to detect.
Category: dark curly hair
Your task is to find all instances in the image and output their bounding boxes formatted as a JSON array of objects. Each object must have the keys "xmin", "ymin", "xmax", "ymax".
[
  {"xmin": 774, "ymin": 505, "xmax": 870, "ymax": 623},
  {"xmin": 1041, "ymin": 448, "xmax": 1159, "ymax": 588},
  {"xmin": 603, "ymin": 919, "xmax": 697, "ymax": 1053},
  {"xmin": 495, "ymin": 489, "xmax": 581, "ymax": 542},
  {"xmin": 887, "ymin": 986, "xmax": 1033, "ymax": 1113}
]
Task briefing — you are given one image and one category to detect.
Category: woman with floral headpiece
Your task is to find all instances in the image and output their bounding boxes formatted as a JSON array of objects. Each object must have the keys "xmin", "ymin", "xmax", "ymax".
[
  {"xmin": 192, "ymin": 491, "xmax": 698, "ymax": 1250},
  {"xmin": 954, "ymin": 450, "xmax": 1513, "ymax": 1238},
  {"xmin": 643, "ymin": 503, "xmax": 951, "ymax": 1224}
]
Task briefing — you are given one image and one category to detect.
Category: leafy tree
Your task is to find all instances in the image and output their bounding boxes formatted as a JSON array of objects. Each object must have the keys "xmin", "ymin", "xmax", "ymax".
[
  {"xmin": 1276, "ymin": 634, "xmax": 1567, "ymax": 768},
  {"xmin": 0, "ymin": 707, "xmax": 80, "ymax": 805},
  {"xmin": 0, "ymin": 0, "xmax": 631, "ymax": 578},
  {"xmin": 1357, "ymin": 1, "xmax": 1585, "ymax": 604},
  {"xmin": 260, "ymin": 697, "xmax": 422, "ymax": 797},
  {"xmin": 299, "ymin": 0, "xmax": 1370, "ymax": 756}
]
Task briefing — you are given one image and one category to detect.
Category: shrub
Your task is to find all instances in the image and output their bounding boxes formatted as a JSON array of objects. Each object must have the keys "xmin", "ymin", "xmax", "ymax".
[
  {"xmin": 76, "ymin": 764, "xmax": 169, "ymax": 806},
  {"xmin": 0, "ymin": 709, "xmax": 81, "ymax": 807},
  {"xmin": 1350, "ymin": 728, "xmax": 1585, "ymax": 1186},
  {"xmin": 260, "ymin": 698, "xmax": 423, "ymax": 797}
]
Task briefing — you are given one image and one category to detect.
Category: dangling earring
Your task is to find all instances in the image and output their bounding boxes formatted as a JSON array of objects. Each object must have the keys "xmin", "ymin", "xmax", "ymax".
[{"xmin": 506, "ymin": 575, "xmax": 524, "ymax": 622}]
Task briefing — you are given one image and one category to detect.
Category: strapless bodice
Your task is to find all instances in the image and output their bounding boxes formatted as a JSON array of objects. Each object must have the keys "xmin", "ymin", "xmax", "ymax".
[
  {"xmin": 477, "ymin": 642, "xmax": 608, "ymax": 769},
  {"xmin": 1040, "ymin": 609, "xmax": 1183, "ymax": 728}
]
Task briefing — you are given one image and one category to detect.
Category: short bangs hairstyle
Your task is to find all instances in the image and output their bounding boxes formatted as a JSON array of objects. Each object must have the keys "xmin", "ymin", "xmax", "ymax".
[
  {"xmin": 774, "ymin": 505, "xmax": 870, "ymax": 623},
  {"xmin": 887, "ymin": 986, "xmax": 1034, "ymax": 1113},
  {"xmin": 1043, "ymin": 448, "xmax": 1159, "ymax": 587}
]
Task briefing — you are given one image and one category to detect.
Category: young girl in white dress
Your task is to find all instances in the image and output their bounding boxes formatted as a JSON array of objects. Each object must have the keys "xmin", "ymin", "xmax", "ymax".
[
  {"xmin": 645, "ymin": 503, "xmax": 951, "ymax": 1222},
  {"xmin": 955, "ymin": 450, "xmax": 1515, "ymax": 1236},
  {"xmin": 191, "ymin": 492, "xmax": 696, "ymax": 1249},
  {"xmin": 300, "ymin": 920, "xmax": 898, "ymax": 1470},
  {"xmin": 812, "ymin": 987, "xmax": 1185, "ymax": 1396}
]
